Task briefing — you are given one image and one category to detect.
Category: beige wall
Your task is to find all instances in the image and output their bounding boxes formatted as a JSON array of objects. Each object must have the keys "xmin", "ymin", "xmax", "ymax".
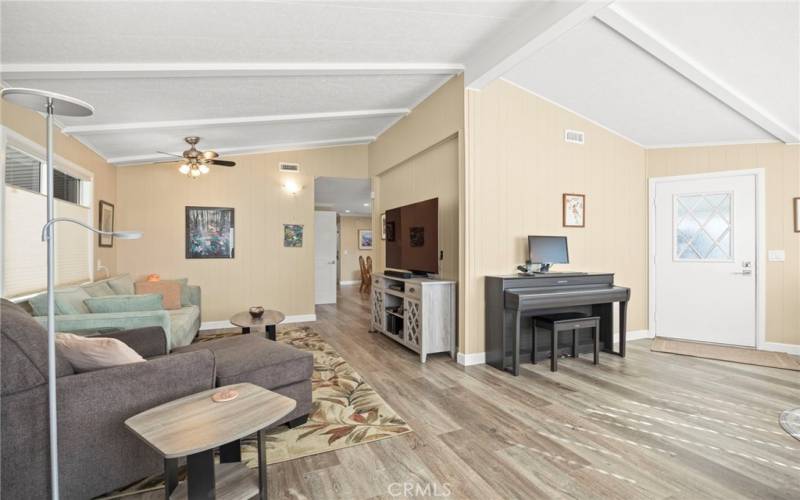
[
  {"xmin": 647, "ymin": 144, "xmax": 800, "ymax": 346},
  {"xmin": 115, "ymin": 145, "xmax": 368, "ymax": 322},
  {"xmin": 339, "ymin": 216, "xmax": 373, "ymax": 283},
  {"xmin": 369, "ymin": 74, "xmax": 466, "ymax": 348},
  {"xmin": 464, "ymin": 80, "xmax": 648, "ymax": 354},
  {"xmin": 1, "ymin": 100, "xmax": 119, "ymax": 276},
  {"xmin": 373, "ymin": 137, "xmax": 459, "ymax": 281}
]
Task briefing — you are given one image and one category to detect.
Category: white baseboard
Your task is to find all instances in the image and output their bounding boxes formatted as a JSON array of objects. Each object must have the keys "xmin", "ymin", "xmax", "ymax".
[
  {"xmin": 760, "ymin": 342, "xmax": 800, "ymax": 356},
  {"xmin": 457, "ymin": 351, "xmax": 486, "ymax": 366},
  {"xmin": 339, "ymin": 280, "xmax": 360, "ymax": 285},
  {"xmin": 200, "ymin": 314, "xmax": 317, "ymax": 331},
  {"xmin": 626, "ymin": 329, "xmax": 653, "ymax": 341}
]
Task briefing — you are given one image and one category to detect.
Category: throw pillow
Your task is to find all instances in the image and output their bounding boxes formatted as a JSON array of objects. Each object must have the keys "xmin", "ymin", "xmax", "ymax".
[
  {"xmin": 82, "ymin": 281, "xmax": 116, "ymax": 298},
  {"xmin": 29, "ymin": 288, "xmax": 92, "ymax": 316},
  {"xmin": 134, "ymin": 281, "xmax": 181, "ymax": 310},
  {"xmin": 84, "ymin": 294, "xmax": 163, "ymax": 314},
  {"xmin": 106, "ymin": 274, "xmax": 135, "ymax": 295},
  {"xmin": 55, "ymin": 333, "xmax": 145, "ymax": 373}
]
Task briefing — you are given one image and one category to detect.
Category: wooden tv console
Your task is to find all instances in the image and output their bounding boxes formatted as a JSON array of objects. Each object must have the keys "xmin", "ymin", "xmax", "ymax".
[{"xmin": 370, "ymin": 273, "xmax": 456, "ymax": 362}]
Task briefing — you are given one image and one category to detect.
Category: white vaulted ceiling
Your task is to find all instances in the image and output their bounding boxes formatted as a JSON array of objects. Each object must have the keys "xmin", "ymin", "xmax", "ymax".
[
  {"xmin": 1, "ymin": 1, "xmax": 798, "ymax": 163},
  {"xmin": 0, "ymin": 0, "xmax": 534, "ymax": 164},
  {"xmin": 502, "ymin": 1, "xmax": 800, "ymax": 147}
]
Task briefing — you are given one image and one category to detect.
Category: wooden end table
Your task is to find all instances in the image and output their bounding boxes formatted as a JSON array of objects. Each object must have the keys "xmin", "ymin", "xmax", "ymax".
[
  {"xmin": 125, "ymin": 383, "xmax": 295, "ymax": 500},
  {"xmin": 230, "ymin": 310, "xmax": 285, "ymax": 341}
]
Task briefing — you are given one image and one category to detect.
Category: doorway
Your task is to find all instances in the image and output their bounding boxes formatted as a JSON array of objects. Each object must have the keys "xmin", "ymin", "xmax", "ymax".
[
  {"xmin": 649, "ymin": 169, "xmax": 765, "ymax": 347},
  {"xmin": 314, "ymin": 177, "xmax": 373, "ymax": 304}
]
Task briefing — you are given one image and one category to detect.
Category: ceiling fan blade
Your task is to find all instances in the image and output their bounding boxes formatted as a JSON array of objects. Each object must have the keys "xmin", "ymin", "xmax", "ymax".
[
  {"xmin": 210, "ymin": 159, "xmax": 235, "ymax": 167},
  {"xmin": 202, "ymin": 150, "xmax": 219, "ymax": 159},
  {"xmin": 156, "ymin": 151, "xmax": 185, "ymax": 158}
]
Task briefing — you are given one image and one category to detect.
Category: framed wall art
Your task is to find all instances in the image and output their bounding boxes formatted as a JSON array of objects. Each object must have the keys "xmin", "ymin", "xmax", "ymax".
[
  {"xmin": 563, "ymin": 193, "xmax": 585, "ymax": 228},
  {"xmin": 185, "ymin": 206, "xmax": 235, "ymax": 258},
  {"xmin": 98, "ymin": 200, "xmax": 115, "ymax": 247},
  {"xmin": 284, "ymin": 224, "xmax": 304, "ymax": 247}
]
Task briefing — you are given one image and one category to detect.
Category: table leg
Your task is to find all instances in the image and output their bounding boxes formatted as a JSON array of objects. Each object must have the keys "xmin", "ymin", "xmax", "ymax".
[
  {"xmin": 619, "ymin": 300, "xmax": 628, "ymax": 358},
  {"xmin": 242, "ymin": 327, "xmax": 251, "ymax": 334},
  {"xmin": 257, "ymin": 429, "xmax": 267, "ymax": 500},
  {"xmin": 266, "ymin": 324, "xmax": 276, "ymax": 341},
  {"xmin": 219, "ymin": 439, "xmax": 241, "ymax": 463},
  {"xmin": 187, "ymin": 449, "xmax": 215, "ymax": 499},
  {"xmin": 164, "ymin": 458, "xmax": 178, "ymax": 500},
  {"xmin": 512, "ymin": 310, "xmax": 521, "ymax": 376}
]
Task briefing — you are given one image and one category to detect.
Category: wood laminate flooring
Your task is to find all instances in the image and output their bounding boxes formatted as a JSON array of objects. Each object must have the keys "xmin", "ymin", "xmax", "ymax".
[{"xmin": 138, "ymin": 285, "xmax": 800, "ymax": 499}]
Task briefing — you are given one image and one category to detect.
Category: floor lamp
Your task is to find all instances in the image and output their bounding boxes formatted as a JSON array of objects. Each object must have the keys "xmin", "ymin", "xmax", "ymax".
[{"xmin": 1, "ymin": 88, "xmax": 142, "ymax": 499}]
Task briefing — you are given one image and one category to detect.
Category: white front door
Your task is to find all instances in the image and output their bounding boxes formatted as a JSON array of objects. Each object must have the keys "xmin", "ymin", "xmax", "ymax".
[
  {"xmin": 315, "ymin": 211, "xmax": 338, "ymax": 304},
  {"xmin": 653, "ymin": 173, "xmax": 757, "ymax": 346}
]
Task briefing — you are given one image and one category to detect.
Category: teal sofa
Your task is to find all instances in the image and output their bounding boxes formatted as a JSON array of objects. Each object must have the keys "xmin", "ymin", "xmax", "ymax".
[{"xmin": 21, "ymin": 274, "xmax": 201, "ymax": 350}]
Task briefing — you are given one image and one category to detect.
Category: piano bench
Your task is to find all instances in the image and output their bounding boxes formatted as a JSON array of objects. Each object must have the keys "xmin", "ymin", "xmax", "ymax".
[{"xmin": 532, "ymin": 314, "xmax": 600, "ymax": 372}]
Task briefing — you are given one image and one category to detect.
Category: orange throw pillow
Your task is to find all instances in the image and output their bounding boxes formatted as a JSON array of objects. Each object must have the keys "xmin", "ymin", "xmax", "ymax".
[{"xmin": 134, "ymin": 280, "xmax": 182, "ymax": 310}]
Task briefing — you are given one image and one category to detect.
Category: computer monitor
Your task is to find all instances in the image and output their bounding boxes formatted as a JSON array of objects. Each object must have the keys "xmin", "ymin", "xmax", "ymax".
[{"xmin": 528, "ymin": 236, "xmax": 569, "ymax": 271}]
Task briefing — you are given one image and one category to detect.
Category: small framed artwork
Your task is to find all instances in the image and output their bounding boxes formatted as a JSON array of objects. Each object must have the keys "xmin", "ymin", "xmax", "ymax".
[
  {"xmin": 563, "ymin": 193, "xmax": 585, "ymax": 228},
  {"xmin": 284, "ymin": 224, "xmax": 304, "ymax": 247},
  {"xmin": 185, "ymin": 207, "xmax": 235, "ymax": 259},
  {"xmin": 359, "ymin": 229, "xmax": 373, "ymax": 250},
  {"xmin": 98, "ymin": 200, "xmax": 115, "ymax": 247},
  {"xmin": 794, "ymin": 197, "xmax": 800, "ymax": 233},
  {"xmin": 381, "ymin": 213, "xmax": 386, "ymax": 240}
]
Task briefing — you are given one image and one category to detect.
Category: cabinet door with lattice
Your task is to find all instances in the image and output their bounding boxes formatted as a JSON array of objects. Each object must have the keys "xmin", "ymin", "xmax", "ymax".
[
  {"xmin": 371, "ymin": 287, "xmax": 384, "ymax": 332},
  {"xmin": 403, "ymin": 298, "xmax": 421, "ymax": 352}
]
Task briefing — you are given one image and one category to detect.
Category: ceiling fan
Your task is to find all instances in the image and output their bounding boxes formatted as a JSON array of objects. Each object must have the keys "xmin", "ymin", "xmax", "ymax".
[{"xmin": 156, "ymin": 136, "xmax": 235, "ymax": 178}]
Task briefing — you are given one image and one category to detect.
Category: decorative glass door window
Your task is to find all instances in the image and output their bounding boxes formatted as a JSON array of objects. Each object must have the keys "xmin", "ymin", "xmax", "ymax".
[{"xmin": 674, "ymin": 192, "xmax": 733, "ymax": 261}]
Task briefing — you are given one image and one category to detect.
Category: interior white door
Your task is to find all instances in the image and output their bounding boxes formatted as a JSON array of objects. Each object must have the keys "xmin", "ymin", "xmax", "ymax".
[
  {"xmin": 653, "ymin": 173, "xmax": 757, "ymax": 346},
  {"xmin": 315, "ymin": 211, "xmax": 338, "ymax": 305}
]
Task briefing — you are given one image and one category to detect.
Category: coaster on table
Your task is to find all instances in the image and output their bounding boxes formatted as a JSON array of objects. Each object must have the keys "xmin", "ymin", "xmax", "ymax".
[{"xmin": 211, "ymin": 389, "xmax": 239, "ymax": 403}]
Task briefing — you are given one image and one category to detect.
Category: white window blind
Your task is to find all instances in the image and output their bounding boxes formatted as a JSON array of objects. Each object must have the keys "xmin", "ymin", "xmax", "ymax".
[
  {"xmin": 3, "ymin": 142, "xmax": 92, "ymax": 297},
  {"xmin": 3, "ymin": 186, "xmax": 92, "ymax": 296}
]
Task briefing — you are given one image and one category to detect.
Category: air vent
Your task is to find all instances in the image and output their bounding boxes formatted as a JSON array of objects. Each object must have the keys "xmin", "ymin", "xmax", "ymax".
[
  {"xmin": 279, "ymin": 162, "xmax": 300, "ymax": 173},
  {"xmin": 564, "ymin": 129, "xmax": 585, "ymax": 145}
]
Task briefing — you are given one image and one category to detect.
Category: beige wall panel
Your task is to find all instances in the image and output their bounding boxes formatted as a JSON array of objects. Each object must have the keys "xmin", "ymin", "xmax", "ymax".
[
  {"xmin": 646, "ymin": 143, "xmax": 800, "ymax": 345},
  {"xmin": 339, "ymin": 216, "xmax": 373, "ymax": 283},
  {"xmin": 465, "ymin": 80, "xmax": 648, "ymax": 354},
  {"xmin": 374, "ymin": 137, "xmax": 459, "ymax": 281},
  {"xmin": 115, "ymin": 145, "xmax": 368, "ymax": 323},
  {"xmin": 369, "ymin": 75, "xmax": 464, "ymax": 177},
  {"xmin": 1, "ymin": 100, "xmax": 118, "ymax": 275}
]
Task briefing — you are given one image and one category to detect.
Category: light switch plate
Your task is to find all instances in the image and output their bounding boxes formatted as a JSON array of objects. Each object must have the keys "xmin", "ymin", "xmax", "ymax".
[{"xmin": 768, "ymin": 250, "xmax": 785, "ymax": 262}]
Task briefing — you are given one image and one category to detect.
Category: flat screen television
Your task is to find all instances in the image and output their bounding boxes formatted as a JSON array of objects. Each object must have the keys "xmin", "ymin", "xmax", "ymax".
[{"xmin": 385, "ymin": 198, "xmax": 438, "ymax": 274}]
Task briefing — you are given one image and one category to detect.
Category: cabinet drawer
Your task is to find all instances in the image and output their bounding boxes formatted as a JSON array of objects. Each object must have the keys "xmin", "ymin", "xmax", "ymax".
[{"xmin": 405, "ymin": 283, "xmax": 422, "ymax": 300}]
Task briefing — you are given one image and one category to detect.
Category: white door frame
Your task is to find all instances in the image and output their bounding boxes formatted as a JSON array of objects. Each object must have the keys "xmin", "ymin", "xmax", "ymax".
[{"xmin": 648, "ymin": 168, "xmax": 766, "ymax": 349}]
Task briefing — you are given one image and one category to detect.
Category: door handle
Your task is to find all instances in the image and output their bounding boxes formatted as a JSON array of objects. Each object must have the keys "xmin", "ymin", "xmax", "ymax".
[
  {"xmin": 328, "ymin": 260, "xmax": 336, "ymax": 265},
  {"xmin": 732, "ymin": 269, "xmax": 753, "ymax": 275}
]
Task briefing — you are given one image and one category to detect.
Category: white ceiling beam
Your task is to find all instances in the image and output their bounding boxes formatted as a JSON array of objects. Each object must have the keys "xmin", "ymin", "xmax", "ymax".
[
  {"xmin": 62, "ymin": 109, "xmax": 409, "ymax": 135},
  {"xmin": 0, "ymin": 62, "xmax": 464, "ymax": 80},
  {"xmin": 108, "ymin": 136, "xmax": 376, "ymax": 166},
  {"xmin": 596, "ymin": 4, "xmax": 798, "ymax": 143},
  {"xmin": 464, "ymin": 1, "xmax": 613, "ymax": 90}
]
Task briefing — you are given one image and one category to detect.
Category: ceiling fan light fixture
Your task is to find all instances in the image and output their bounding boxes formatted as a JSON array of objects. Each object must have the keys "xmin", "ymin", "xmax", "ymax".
[
  {"xmin": 199, "ymin": 164, "xmax": 210, "ymax": 174},
  {"xmin": 190, "ymin": 168, "xmax": 201, "ymax": 178},
  {"xmin": 179, "ymin": 164, "xmax": 190, "ymax": 175}
]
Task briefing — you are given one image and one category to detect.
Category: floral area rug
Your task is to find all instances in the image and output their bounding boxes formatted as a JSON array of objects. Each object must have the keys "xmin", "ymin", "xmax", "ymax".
[{"xmin": 98, "ymin": 326, "xmax": 411, "ymax": 499}]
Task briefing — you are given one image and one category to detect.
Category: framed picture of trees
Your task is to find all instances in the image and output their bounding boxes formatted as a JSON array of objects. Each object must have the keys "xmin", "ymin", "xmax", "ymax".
[{"xmin": 185, "ymin": 206, "xmax": 235, "ymax": 259}]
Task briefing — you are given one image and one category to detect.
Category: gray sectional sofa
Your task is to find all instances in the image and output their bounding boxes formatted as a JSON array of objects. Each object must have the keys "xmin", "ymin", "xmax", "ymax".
[
  {"xmin": 21, "ymin": 274, "xmax": 201, "ymax": 349},
  {"xmin": 1, "ymin": 298, "xmax": 313, "ymax": 499}
]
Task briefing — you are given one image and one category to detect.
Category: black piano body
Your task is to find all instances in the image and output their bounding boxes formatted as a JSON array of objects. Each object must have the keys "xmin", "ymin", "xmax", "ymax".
[{"xmin": 485, "ymin": 273, "xmax": 631, "ymax": 376}]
